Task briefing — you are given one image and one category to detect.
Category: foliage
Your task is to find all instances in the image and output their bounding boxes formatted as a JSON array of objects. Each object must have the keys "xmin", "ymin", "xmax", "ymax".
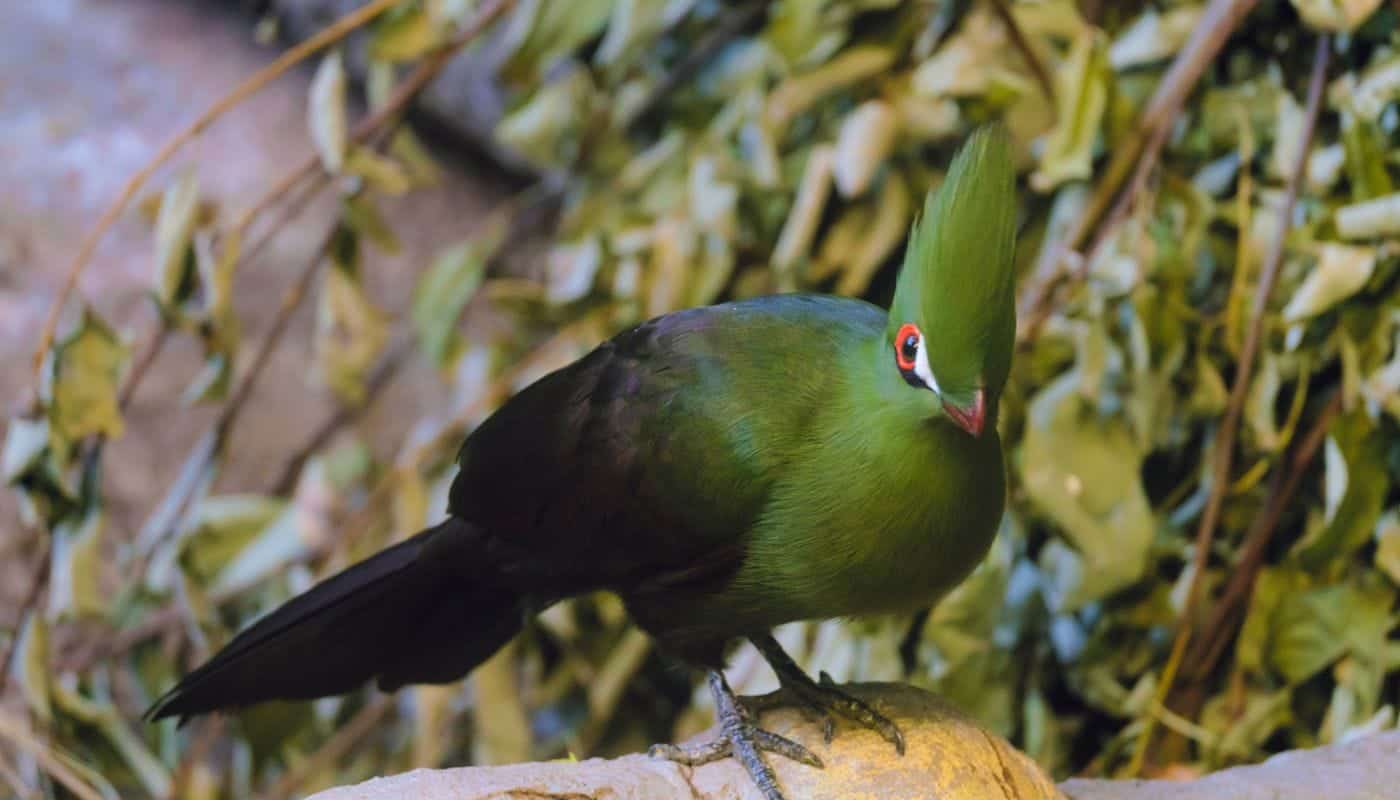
[{"xmin": 4, "ymin": 0, "xmax": 1400, "ymax": 796}]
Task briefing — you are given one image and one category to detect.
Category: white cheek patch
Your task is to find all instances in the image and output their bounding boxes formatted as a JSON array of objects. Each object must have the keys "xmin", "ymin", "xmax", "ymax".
[{"xmin": 914, "ymin": 340, "xmax": 941, "ymax": 394}]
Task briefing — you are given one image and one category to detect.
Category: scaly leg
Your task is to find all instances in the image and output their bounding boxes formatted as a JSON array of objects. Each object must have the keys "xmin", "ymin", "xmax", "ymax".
[
  {"xmin": 650, "ymin": 670, "xmax": 821, "ymax": 800},
  {"xmin": 747, "ymin": 632, "xmax": 905, "ymax": 755}
]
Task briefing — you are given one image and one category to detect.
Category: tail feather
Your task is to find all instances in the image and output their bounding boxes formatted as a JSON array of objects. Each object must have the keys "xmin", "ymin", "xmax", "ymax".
[{"xmin": 145, "ymin": 518, "xmax": 522, "ymax": 722}]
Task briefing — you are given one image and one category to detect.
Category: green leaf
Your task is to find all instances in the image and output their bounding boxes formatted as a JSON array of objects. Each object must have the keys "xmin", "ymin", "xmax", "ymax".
[
  {"xmin": 315, "ymin": 260, "xmax": 391, "ymax": 406},
  {"xmin": 341, "ymin": 193, "xmax": 401, "ymax": 253},
  {"xmin": 1295, "ymin": 409, "xmax": 1390, "ymax": 570},
  {"xmin": 1237, "ymin": 566, "xmax": 1309, "ymax": 675},
  {"xmin": 346, "ymin": 147, "xmax": 413, "ymax": 196},
  {"xmin": 389, "ymin": 129, "xmax": 443, "ymax": 186},
  {"xmin": 41, "ymin": 308, "xmax": 130, "ymax": 450},
  {"xmin": 1340, "ymin": 112, "xmax": 1393, "ymax": 202},
  {"xmin": 11, "ymin": 611, "xmax": 51, "ymax": 723},
  {"xmin": 1373, "ymin": 509, "xmax": 1400, "ymax": 585},
  {"xmin": 495, "ymin": 67, "xmax": 592, "ymax": 168},
  {"xmin": 1030, "ymin": 28, "xmax": 1109, "ymax": 192},
  {"xmin": 51, "ymin": 681, "xmax": 172, "ymax": 798},
  {"xmin": 46, "ymin": 506, "xmax": 105, "ymax": 621},
  {"xmin": 370, "ymin": 6, "xmax": 443, "ymax": 63},
  {"xmin": 412, "ymin": 221, "xmax": 505, "ymax": 367},
  {"xmin": 1021, "ymin": 372, "xmax": 1154, "ymax": 611},
  {"xmin": 177, "ymin": 495, "xmax": 288, "ymax": 584},
  {"xmin": 1200, "ymin": 688, "xmax": 1293, "ymax": 761}
]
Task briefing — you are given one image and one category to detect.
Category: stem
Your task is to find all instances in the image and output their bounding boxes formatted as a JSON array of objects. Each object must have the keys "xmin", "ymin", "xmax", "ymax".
[
  {"xmin": 1016, "ymin": 0, "xmax": 1261, "ymax": 344},
  {"xmin": 0, "ymin": 537, "xmax": 52, "ymax": 698},
  {"xmin": 1187, "ymin": 392, "xmax": 1342, "ymax": 679},
  {"xmin": 1127, "ymin": 33, "xmax": 1330, "ymax": 775},
  {"xmin": 989, "ymin": 0, "xmax": 1056, "ymax": 109},
  {"xmin": 257, "ymin": 697, "xmax": 392, "ymax": 800},
  {"xmin": 267, "ymin": 338, "xmax": 414, "ymax": 496}
]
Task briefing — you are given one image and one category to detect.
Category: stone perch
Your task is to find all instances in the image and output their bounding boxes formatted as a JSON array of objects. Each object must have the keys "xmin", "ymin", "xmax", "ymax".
[{"xmin": 305, "ymin": 683, "xmax": 1400, "ymax": 799}]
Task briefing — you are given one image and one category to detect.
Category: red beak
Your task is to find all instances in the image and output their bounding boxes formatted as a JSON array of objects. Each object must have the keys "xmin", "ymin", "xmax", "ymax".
[{"xmin": 943, "ymin": 389, "xmax": 986, "ymax": 437}]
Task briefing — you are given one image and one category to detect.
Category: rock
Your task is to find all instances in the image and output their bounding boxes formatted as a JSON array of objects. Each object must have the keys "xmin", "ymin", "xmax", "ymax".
[
  {"xmin": 309, "ymin": 682, "xmax": 1065, "ymax": 800},
  {"xmin": 307, "ymin": 682, "xmax": 1400, "ymax": 799},
  {"xmin": 1061, "ymin": 729, "xmax": 1400, "ymax": 800}
]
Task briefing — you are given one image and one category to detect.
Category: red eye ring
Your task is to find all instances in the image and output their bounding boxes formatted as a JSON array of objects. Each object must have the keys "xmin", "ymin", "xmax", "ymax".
[{"xmin": 894, "ymin": 323, "xmax": 920, "ymax": 372}]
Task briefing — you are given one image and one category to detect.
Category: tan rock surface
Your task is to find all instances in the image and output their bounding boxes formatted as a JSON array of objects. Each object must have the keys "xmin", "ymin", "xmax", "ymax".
[{"xmin": 311, "ymin": 683, "xmax": 1065, "ymax": 800}]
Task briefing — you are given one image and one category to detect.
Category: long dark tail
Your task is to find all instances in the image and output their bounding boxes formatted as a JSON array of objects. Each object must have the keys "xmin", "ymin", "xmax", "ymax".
[{"xmin": 145, "ymin": 517, "xmax": 522, "ymax": 723}]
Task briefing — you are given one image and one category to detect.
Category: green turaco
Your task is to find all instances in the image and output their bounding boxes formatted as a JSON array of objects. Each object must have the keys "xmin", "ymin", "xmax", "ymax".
[{"xmin": 148, "ymin": 126, "xmax": 1020, "ymax": 800}]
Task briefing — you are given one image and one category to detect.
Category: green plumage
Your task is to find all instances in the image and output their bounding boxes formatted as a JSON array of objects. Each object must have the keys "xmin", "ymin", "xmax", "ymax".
[
  {"xmin": 889, "ymin": 125, "xmax": 1018, "ymax": 410},
  {"xmin": 146, "ymin": 127, "xmax": 1022, "ymax": 789}
]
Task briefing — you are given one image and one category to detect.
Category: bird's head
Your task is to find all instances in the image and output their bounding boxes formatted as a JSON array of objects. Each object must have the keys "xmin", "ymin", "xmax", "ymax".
[{"xmin": 886, "ymin": 125, "xmax": 1018, "ymax": 437}]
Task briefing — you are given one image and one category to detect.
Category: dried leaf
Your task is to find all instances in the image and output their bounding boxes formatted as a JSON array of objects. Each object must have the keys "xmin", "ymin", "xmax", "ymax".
[
  {"xmin": 836, "ymin": 173, "xmax": 911, "ymax": 297},
  {"xmin": 766, "ymin": 46, "xmax": 896, "ymax": 134},
  {"xmin": 316, "ymin": 260, "xmax": 391, "ymax": 406},
  {"xmin": 1336, "ymin": 193, "xmax": 1400, "ymax": 240},
  {"xmin": 1283, "ymin": 243, "xmax": 1377, "ymax": 321},
  {"xmin": 771, "ymin": 145, "xmax": 835, "ymax": 279},
  {"xmin": 152, "ymin": 170, "xmax": 201, "ymax": 308},
  {"xmin": 832, "ymin": 100, "xmax": 899, "ymax": 198},
  {"xmin": 1290, "ymin": 0, "xmax": 1384, "ymax": 31},
  {"xmin": 546, "ymin": 236, "xmax": 603, "ymax": 306},
  {"xmin": 1031, "ymin": 29, "xmax": 1109, "ymax": 192},
  {"xmin": 46, "ymin": 506, "xmax": 105, "ymax": 621},
  {"xmin": 1109, "ymin": 5, "xmax": 1205, "ymax": 69},
  {"xmin": 309, "ymin": 49, "xmax": 348, "ymax": 174},
  {"xmin": 3, "ymin": 415, "xmax": 50, "ymax": 484}
]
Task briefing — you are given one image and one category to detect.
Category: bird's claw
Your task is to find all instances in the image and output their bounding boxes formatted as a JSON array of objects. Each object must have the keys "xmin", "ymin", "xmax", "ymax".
[
  {"xmin": 649, "ymin": 727, "xmax": 822, "ymax": 769},
  {"xmin": 650, "ymin": 670, "xmax": 820, "ymax": 800},
  {"xmin": 748, "ymin": 635, "xmax": 906, "ymax": 757}
]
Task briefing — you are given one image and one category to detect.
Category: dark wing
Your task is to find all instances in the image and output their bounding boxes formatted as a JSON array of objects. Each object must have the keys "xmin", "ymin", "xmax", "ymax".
[{"xmin": 448, "ymin": 305, "xmax": 777, "ymax": 597}]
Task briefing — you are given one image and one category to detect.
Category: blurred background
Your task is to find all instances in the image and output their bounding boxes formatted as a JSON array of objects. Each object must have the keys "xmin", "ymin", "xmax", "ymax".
[{"xmin": 2, "ymin": 0, "xmax": 1399, "ymax": 797}]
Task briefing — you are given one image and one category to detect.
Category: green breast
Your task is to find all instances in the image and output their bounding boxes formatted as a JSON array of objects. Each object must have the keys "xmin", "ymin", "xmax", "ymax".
[{"xmin": 738, "ymin": 417, "xmax": 1006, "ymax": 624}]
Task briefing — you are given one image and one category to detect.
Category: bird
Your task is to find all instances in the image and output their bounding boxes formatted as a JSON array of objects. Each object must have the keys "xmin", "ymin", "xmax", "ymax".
[{"xmin": 146, "ymin": 125, "xmax": 1019, "ymax": 800}]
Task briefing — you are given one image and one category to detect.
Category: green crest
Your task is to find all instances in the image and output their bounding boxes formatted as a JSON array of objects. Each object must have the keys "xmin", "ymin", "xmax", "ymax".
[{"xmin": 888, "ymin": 125, "xmax": 1018, "ymax": 403}]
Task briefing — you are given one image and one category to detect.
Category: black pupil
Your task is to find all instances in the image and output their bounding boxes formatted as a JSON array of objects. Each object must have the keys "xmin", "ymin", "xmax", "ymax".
[{"xmin": 901, "ymin": 334, "xmax": 918, "ymax": 362}]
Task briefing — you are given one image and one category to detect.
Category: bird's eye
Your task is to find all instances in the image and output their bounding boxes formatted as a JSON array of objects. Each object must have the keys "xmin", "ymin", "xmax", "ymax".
[{"xmin": 894, "ymin": 323, "xmax": 920, "ymax": 372}]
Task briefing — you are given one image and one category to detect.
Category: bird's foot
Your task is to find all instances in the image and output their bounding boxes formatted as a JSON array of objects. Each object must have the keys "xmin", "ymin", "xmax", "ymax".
[
  {"xmin": 749, "ymin": 633, "xmax": 906, "ymax": 755},
  {"xmin": 649, "ymin": 670, "xmax": 820, "ymax": 800}
]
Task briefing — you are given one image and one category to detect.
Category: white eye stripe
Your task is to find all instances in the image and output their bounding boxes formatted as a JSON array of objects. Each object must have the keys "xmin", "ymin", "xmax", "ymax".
[{"xmin": 913, "ymin": 336, "xmax": 941, "ymax": 394}]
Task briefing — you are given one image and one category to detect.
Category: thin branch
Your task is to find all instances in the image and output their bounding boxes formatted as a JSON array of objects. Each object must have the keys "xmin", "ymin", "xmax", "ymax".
[
  {"xmin": 164, "ymin": 717, "xmax": 226, "ymax": 800},
  {"xmin": 622, "ymin": 1, "xmax": 771, "ymax": 130},
  {"xmin": 268, "ymin": 337, "xmax": 414, "ymax": 496},
  {"xmin": 257, "ymin": 696, "xmax": 392, "ymax": 800},
  {"xmin": 1016, "ymin": 0, "xmax": 1261, "ymax": 344},
  {"xmin": 134, "ymin": 0, "xmax": 520, "ymax": 558},
  {"xmin": 30, "ymin": 0, "xmax": 407, "ymax": 380},
  {"xmin": 0, "ymin": 537, "xmax": 52, "ymax": 698},
  {"xmin": 990, "ymin": 0, "xmax": 1056, "ymax": 108},
  {"xmin": 0, "ymin": 318, "xmax": 175, "ymax": 695},
  {"xmin": 1127, "ymin": 33, "xmax": 1330, "ymax": 775},
  {"xmin": 117, "ymin": 326, "xmax": 172, "ymax": 411},
  {"xmin": 1187, "ymin": 391, "xmax": 1343, "ymax": 678},
  {"xmin": 59, "ymin": 311, "xmax": 607, "ymax": 675}
]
